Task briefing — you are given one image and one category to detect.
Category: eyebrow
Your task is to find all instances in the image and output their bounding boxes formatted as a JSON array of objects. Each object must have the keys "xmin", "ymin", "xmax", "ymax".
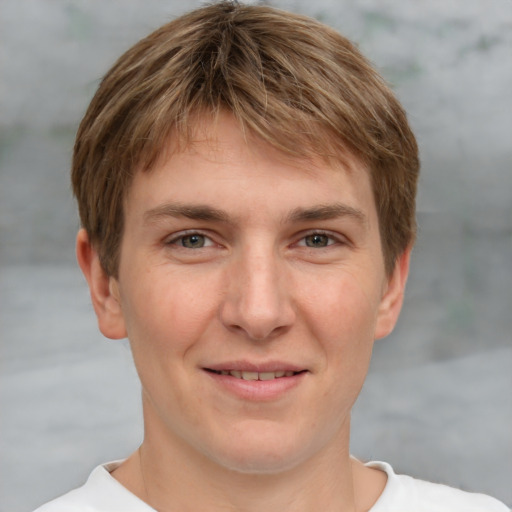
[
  {"xmin": 143, "ymin": 202, "xmax": 367, "ymax": 227},
  {"xmin": 143, "ymin": 203, "xmax": 231, "ymax": 224},
  {"xmin": 286, "ymin": 203, "xmax": 368, "ymax": 226}
]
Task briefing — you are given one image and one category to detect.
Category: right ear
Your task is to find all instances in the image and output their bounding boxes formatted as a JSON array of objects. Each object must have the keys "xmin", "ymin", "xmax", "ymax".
[{"xmin": 76, "ymin": 229, "xmax": 127, "ymax": 340}]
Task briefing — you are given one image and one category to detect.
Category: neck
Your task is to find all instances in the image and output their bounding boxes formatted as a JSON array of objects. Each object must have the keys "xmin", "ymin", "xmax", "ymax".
[
  {"xmin": 112, "ymin": 401, "xmax": 385, "ymax": 512},
  {"xmin": 139, "ymin": 438, "xmax": 355, "ymax": 512}
]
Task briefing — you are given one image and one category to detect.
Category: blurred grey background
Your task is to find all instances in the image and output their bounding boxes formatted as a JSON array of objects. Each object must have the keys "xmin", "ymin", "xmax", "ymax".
[{"xmin": 0, "ymin": 0, "xmax": 511, "ymax": 510}]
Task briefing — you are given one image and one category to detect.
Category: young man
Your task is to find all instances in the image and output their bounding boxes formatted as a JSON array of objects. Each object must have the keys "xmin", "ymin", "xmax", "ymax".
[{"xmin": 35, "ymin": 2, "xmax": 508, "ymax": 511}]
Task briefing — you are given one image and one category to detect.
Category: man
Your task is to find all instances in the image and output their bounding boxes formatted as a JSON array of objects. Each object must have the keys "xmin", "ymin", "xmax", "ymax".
[{"xmin": 35, "ymin": 2, "xmax": 508, "ymax": 510}]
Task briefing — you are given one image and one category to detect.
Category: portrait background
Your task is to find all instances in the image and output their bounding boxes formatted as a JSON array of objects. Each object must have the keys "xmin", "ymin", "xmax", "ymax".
[{"xmin": 1, "ymin": 0, "xmax": 510, "ymax": 510}]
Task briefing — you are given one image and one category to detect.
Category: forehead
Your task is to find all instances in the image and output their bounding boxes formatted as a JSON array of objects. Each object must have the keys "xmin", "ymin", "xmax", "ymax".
[
  {"xmin": 138, "ymin": 109, "xmax": 365, "ymax": 177},
  {"xmin": 125, "ymin": 113, "xmax": 376, "ymax": 221}
]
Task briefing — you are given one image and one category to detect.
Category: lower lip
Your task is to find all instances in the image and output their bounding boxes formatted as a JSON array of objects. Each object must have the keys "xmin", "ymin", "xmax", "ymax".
[{"xmin": 204, "ymin": 370, "xmax": 307, "ymax": 401}]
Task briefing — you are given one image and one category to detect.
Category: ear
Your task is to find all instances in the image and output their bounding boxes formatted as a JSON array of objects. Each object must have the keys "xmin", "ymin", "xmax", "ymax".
[
  {"xmin": 76, "ymin": 228, "xmax": 127, "ymax": 340},
  {"xmin": 374, "ymin": 246, "xmax": 412, "ymax": 340}
]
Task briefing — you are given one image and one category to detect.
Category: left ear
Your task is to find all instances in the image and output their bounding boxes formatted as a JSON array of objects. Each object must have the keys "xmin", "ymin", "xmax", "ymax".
[{"xmin": 374, "ymin": 246, "xmax": 412, "ymax": 340}]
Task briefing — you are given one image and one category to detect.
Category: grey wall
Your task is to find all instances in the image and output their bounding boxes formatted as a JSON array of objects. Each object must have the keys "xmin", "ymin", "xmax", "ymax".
[{"xmin": 1, "ymin": 1, "xmax": 511, "ymax": 510}]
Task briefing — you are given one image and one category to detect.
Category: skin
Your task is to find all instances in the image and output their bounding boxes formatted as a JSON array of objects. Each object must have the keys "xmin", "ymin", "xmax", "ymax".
[{"xmin": 77, "ymin": 113, "xmax": 410, "ymax": 512}]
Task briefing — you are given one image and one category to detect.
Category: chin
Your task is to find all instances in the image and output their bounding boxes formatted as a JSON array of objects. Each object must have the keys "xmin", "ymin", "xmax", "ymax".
[
  {"xmin": 213, "ymin": 448, "xmax": 305, "ymax": 475},
  {"xmin": 202, "ymin": 425, "xmax": 319, "ymax": 475}
]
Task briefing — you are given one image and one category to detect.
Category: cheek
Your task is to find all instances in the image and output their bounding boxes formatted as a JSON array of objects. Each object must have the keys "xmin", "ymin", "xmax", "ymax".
[
  {"xmin": 299, "ymin": 269, "xmax": 382, "ymax": 405},
  {"xmin": 119, "ymin": 267, "xmax": 221, "ymax": 356},
  {"xmin": 300, "ymin": 269, "xmax": 382, "ymax": 347}
]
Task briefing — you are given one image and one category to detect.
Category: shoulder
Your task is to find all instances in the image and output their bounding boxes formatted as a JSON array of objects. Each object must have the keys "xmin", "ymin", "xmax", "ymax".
[
  {"xmin": 33, "ymin": 479, "xmax": 98, "ymax": 512},
  {"xmin": 32, "ymin": 461, "xmax": 153, "ymax": 512},
  {"xmin": 367, "ymin": 461, "xmax": 510, "ymax": 512}
]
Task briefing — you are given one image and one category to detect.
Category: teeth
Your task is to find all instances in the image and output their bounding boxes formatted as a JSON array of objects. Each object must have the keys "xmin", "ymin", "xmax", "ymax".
[
  {"xmin": 221, "ymin": 370, "xmax": 297, "ymax": 380},
  {"xmin": 242, "ymin": 371, "xmax": 259, "ymax": 381}
]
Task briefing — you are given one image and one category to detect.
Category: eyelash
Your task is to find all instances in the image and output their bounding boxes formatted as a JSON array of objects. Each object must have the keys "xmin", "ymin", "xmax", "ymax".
[
  {"xmin": 166, "ymin": 230, "xmax": 344, "ymax": 250},
  {"xmin": 166, "ymin": 230, "xmax": 215, "ymax": 249},
  {"xmin": 295, "ymin": 230, "xmax": 344, "ymax": 249}
]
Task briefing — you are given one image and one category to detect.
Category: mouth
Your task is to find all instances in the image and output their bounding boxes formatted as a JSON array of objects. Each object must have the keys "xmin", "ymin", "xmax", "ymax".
[
  {"xmin": 206, "ymin": 369, "xmax": 304, "ymax": 381},
  {"xmin": 203, "ymin": 364, "xmax": 308, "ymax": 400}
]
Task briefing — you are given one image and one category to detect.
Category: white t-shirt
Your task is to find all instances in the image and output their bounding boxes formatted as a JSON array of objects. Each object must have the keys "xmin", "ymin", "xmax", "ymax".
[{"xmin": 34, "ymin": 460, "xmax": 509, "ymax": 512}]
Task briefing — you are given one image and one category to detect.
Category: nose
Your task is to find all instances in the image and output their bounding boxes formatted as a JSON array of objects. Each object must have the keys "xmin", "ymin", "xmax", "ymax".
[{"xmin": 219, "ymin": 247, "xmax": 296, "ymax": 341}]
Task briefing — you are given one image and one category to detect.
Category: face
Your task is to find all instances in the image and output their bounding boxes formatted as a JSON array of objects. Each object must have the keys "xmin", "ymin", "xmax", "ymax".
[{"xmin": 81, "ymin": 114, "xmax": 409, "ymax": 475}]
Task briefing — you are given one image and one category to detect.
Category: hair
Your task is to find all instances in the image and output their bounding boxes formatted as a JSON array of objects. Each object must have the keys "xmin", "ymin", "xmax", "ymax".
[{"xmin": 72, "ymin": 1, "xmax": 419, "ymax": 277}]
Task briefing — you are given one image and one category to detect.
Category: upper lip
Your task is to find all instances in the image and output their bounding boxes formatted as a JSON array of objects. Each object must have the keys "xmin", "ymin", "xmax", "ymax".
[{"xmin": 203, "ymin": 361, "xmax": 307, "ymax": 373}]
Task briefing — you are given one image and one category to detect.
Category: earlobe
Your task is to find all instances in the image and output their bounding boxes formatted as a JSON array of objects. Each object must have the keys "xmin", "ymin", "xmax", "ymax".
[
  {"xmin": 374, "ymin": 246, "xmax": 412, "ymax": 340},
  {"xmin": 76, "ymin": 229, "xmax": 127, "ymax": 340}
]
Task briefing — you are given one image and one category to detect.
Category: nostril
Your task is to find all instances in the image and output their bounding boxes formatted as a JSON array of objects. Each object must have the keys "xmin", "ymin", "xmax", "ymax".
[{"xmin": 218, "ymin": 273, "xmax": 296, "ymax": 341}]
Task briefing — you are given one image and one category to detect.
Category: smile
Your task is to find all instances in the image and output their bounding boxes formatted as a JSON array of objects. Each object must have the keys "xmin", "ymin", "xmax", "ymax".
[
  {"xmin": 209, "ymin": 370, "xmax": 300, "ymax": 380},
  {"xmin": 204, "ymin": 365, "xmax": 307, "ymax": 401}
]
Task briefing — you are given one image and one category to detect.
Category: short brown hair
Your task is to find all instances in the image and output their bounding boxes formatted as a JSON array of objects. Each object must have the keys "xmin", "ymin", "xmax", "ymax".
[{"xmin": 72, "ymin": 1, "xmax": 419, "ymax": 277}]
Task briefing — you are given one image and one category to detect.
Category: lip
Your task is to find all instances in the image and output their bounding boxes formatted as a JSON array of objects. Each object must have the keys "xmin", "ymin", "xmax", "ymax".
[
  {"xmin": 205, "ymin": 360, "xmax": 305, "ymax": 373},
  {"xmin": 202, "ymin": 360, "xmax": 308, "ymax": 401}
]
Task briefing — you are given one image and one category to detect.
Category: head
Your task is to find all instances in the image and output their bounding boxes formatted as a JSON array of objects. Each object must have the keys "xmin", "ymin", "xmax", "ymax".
[
  {"xmin": 73, "ymin": 2, "xmax": 420, "ymax": 478},
  {"xmin": 72, "ymin": 1, "xmax": 419, "ymax": 279}
]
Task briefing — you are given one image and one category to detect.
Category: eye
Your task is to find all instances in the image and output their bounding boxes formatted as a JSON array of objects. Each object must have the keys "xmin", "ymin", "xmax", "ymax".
[
  {"xmin": 304, "ymin": 233, "xmax": 331, "ymax": 248},
  {"xmin": 168, "ymin": 232, "xmax": 214, "ymax": 249},
  {"xmin": 298, "ymin": 232, "xmax": 337, "ymax": 248}
]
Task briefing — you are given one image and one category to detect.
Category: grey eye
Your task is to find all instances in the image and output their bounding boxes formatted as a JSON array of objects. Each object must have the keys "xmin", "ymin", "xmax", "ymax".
[
  {"xmin": 181, "ymin": 234, "xmax": 206, "ymax": 248},
  {"xmin": 305, "ymin": 234, "xmax": 330, "ymax": 247}
]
